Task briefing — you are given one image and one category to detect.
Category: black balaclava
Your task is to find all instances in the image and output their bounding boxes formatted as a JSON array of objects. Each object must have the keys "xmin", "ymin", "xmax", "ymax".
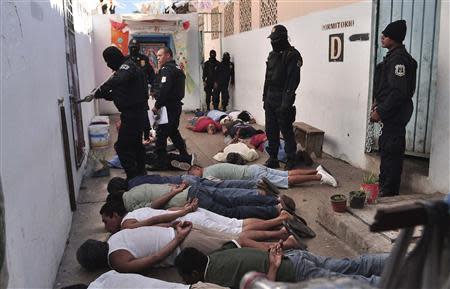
[
  {"xmin": 209, "ymin": 50, "xmax": 217, "ymax": 60},
  {"xmin": 271, "ymin": 36, "xmax": 290, "ymax": 52},
  {"xmin": 103, "ymin": 46, "xmax": 124, "ymax": 71},
  {"xmin": 128, "ymin": 39, "xmax": 140, "ymax": 57},
  {"xmin": 222, "ymin": 52, "xmax": 230, "ymax": 64}
]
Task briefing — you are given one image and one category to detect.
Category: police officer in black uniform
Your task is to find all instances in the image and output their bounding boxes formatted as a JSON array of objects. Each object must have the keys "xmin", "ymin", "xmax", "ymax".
[
  {"xmin": 202, "ymin": 50, "xmax": 220, "ymax": 110},
  {"xmin": 263, "ymin": 25, "xmax": 303, "ymax": 170},
  {"xmin": 152, "ymin": 47, "xmax": 191, "ymax": 167},
  {"xmin": 217, "ymin": 52, "xmax": 235, "ymax": 111},
  {"xmin": 94, "ymin": 46, "xmax": 149, "ymax": 180},
  {"xmin": 128, "ymin": 38, "xmax": 156, "ymax": 89},
  {"xmin": 371, "ymin": 20, "xmax": 417, "ymax": 197}
]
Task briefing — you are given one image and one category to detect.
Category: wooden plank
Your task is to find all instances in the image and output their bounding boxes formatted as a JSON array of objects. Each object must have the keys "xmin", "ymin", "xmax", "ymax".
[
  {"xmin": 405, "ymin": 0, "xmax": 425, "ymax": 152},
  {"xmin": 376, "ymin": 0, "xmax": 394, "ymax": 63},
  {"xmin": 413, "ymin": 0, "xmax": 436, "ymax": 153},
  {"xmin": 391, "ymin": 0, "xmax": 403, "ymax": 22}
]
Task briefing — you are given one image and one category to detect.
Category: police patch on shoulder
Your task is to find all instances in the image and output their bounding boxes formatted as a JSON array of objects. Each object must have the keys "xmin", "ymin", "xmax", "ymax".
[
  {"xmin": 395, "ymin": 64, "xmax": 405, "ymax": 77},
  {"xmin": 120, "ymin": 64, "xmax": 130, "ymax": 70},
  {"xmin": 161, "ymin": 76, "xmax": 167, "ymax": 83}
]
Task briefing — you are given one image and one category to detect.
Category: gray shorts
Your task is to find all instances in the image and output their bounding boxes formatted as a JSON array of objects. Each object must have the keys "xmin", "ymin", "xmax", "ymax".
[
  {"xmin": 248, "ymin": 164, "xmax": 289, "ymax": 188},
  {"xmin": 180, "ymin": 226, "xmax": 239, "ymax": 255}
]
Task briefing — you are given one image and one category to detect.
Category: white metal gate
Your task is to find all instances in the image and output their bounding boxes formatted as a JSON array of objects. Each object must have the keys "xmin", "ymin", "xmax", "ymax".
[{"xmin": 368, "ymin": 0, "xmax": 440, "ymax": 157}]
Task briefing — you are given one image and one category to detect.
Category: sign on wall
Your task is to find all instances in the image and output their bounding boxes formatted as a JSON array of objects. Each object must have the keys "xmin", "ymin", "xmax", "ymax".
[{"xmin": 329, "ymin": 33, "xmax": 344, "ymax": 62}]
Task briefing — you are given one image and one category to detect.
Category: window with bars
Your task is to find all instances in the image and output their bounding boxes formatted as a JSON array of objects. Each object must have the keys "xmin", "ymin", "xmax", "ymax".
[
  {"xmin": 199, "ymin": 14, "xmax": 204, "ymax": 31},
  {"xmin": 64, "ymin": 0, "xmax": 85, "ymax": 168},
  {"xmin": 224, "ymin": 2, "xmax": 234, "ymax": 37},
  {"xmin": 239, "ymin": 0, "xmax": 251, "ymax": 32},
  {"xmin": 260, "ymin": 0, "xmax": 277, "ymax": 28},
  {"xmin": 211, "ymin": 7, "xmax": 220, "ymax": 39}
]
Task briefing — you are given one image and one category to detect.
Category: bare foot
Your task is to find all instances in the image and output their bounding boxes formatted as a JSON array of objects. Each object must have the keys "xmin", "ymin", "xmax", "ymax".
[{"xmin": 283, "ymin": 235, "xmax": 302, "ymax": 250}]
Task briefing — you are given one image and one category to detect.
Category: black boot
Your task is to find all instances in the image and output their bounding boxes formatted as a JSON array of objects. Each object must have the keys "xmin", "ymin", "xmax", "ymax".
[{"xmin": 264, "ymin": 157, "xmax": 280, "ymax": 169}]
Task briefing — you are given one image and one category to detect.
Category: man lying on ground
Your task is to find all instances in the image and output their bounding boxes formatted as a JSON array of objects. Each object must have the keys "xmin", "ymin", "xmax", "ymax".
[
  {"xmin": 107, "ymin": 180, "xmax": 287, "ymax": 219},
  {"xmin": 186, "ymin": 116, "xmax": 222, "ymax": 134},
  {"xmin": 100, "ymin": 198, "xmax": 314, "ymax": 238},
  {"xmin": 62, "ymin": 270, "xmax": 227, "ymax": 289},
  {"xmin": 77, "ymin": 218, "xmax": 302, "ymax": 274},
  {"xmin": 175, "ymin": 243, "xmax": 387, "ymax": 289},
  {"xmin": 188, "ymin": 163, "xmax": 337, "ymax": 189}
]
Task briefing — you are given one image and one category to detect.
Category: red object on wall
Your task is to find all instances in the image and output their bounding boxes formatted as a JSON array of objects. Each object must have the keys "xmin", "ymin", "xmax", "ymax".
[
  {"xmin": 110, "ymin": 20, "xmax": 129, "ymax": 55},
  {"xmin": 182, "ymin": 20, "xmax": 190, "ymax": 30}
]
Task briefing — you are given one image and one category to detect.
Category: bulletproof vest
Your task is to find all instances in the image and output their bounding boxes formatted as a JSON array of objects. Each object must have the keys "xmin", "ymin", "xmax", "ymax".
[
  {"xmin": 162, "ymin": 61, "xmax": 186, "ymax": 104},
  {"xmin": 112, "ymin": 59, "xmax": 148, "ymax": 112},
  {"xmin": 265, "ymin": 50, "xmax": 290, "ymax": 90}
]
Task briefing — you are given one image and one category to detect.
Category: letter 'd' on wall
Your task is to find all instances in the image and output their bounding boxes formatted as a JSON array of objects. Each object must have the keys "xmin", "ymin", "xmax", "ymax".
[{"xmin": 329, "ymin": 33, "xmax": 344, "ymax": 62}]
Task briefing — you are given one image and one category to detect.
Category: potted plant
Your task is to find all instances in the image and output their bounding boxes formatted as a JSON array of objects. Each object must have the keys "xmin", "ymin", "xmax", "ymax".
[
  {"xmin": 361, "ymin": 173, "xmax": 379, "ymax": 204},
  {"xmin": 349, "ymin": 190, "xmax": 366, "ymax": 209},
  {"xmin": 330, "ymin": 194, "xmax": 347, "ymax": 213}
]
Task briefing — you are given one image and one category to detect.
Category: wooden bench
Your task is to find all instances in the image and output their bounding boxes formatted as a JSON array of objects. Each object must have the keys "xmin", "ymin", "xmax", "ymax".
[{"xmin": 293, "ymin": 122, "xmax": 324, "ymax": 158}]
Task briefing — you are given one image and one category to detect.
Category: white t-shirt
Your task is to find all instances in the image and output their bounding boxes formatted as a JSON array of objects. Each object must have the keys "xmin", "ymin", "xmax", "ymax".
[
  {"xmin": 213, "ymin": 142, "xmax": 259, "ymax": 162},
  {"xmin": 107, "ymin": 227, "xmax": 178, "ymax": 267},
  {"xmin": 122, "ymin": 207, "xmax": 243, "ymax": 235},
  {"xmin": 88, "ymin": 270, "xmax": 189, "ymax": 289}
]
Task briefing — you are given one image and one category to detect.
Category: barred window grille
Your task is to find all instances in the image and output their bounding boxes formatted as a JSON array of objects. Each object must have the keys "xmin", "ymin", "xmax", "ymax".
[
  {"xmin": 239, "ymin": 0, "xmax": 251, "ymax": 32},
  {"xmin": 224, "ymin": 2, "xmax": 234, "ymax": 37},
  {"xmin": 199, "ymin": 14, "xmax": 204, "ymax": 31},
  {"xmin": 211, "ymin": 7, "xmax": 220, "ymax": 39},
  {"xmin": 260, "ymin": 0, "xmax": 277, "ymax": 28}
]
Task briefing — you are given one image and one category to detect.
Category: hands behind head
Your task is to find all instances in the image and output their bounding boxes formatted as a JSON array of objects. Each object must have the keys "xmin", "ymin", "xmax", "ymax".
[{"xmin": 268, "ymin": 240, "xmax": 283, "ymax": 268}]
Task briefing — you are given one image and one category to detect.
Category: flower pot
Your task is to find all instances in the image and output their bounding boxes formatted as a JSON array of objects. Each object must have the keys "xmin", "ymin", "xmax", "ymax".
[
  {"xmin": 349, "ymin": 191, "xmax": 366, "ymax": 209},
  {"xmin": 361, "ymin": 184, "xmax": 379, "ymax": 204},
  {"xmin": 330, "ymin": 194, "xmax": 347, "ymax": 213}
]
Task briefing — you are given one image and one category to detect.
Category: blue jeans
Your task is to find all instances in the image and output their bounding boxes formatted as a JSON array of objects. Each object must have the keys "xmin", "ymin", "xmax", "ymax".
[
  {"xmin": 183, "ymin": 176, "xmax": 258, "ymax": 188},
  {"xmin": 187, "ymin": 184, "xmax": 279, "ymax": 219},
  {"xmin": 285, "ymin": 251, "xmax": 387, "ymax": 285},
  {"xmin": 264, "ymin": 140, "xmax": 287, "ymax": 163},
  {"xmin": 247, "ymin": 165, "xmax": 289, "ymax": 189}
]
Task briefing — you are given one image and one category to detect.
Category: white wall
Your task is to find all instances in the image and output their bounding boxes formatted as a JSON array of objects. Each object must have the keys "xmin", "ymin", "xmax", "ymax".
[
  {"xmin": 0, "ymin": 0, "xmax": 95, "ymax": 287},
  {"xmin": 223, "ymin": 2, "xmax": 373, "ymax": 168},
  {"xmin": 92, "ymin": 14, "xmax": 202, "ymax": 113},
  {"xmin": 429, "ymin": 1, "xmax": 450, "ymax": 193}
]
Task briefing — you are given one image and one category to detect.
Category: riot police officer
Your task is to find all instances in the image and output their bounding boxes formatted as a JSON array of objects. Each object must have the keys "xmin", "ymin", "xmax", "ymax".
[
  {"xmin": 152, "ymin": 47, "xmax": 192, "ymax": 167},
  {"xmin": 202, "ymin": 50, "xmax": 220, "ymax": 110},
  {"xmin": 128, "ymin": 38, "xmax": 156, "ymax": 90},
  {"xmin": 263, "ymin": 25, "xmax": 302, "ymax": 170},
  {"xmin": 94, "ymin": 46, "xmax": 149, "ymax": 180},
  {"xmin": 371, "ymin": 20, "xmax": 417, "ymax": 197},
  {"xmin": 217, "ymin": 52, "xmax": 235, "ymax": 111}
]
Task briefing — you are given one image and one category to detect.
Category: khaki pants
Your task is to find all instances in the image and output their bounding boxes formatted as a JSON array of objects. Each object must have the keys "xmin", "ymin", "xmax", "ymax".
[{"xmin": 179, "ymin": 226, "xmax": 239, "ymax": 255}]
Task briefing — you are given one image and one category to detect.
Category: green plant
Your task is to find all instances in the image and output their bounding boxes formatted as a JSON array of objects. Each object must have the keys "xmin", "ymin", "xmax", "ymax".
[
  {"xmin": 363, "ymin": 172, "xmax": 379, "ymax": 184},
  {"xmin": 349, "ymin": 190, "xmax": 366, "ymax": 198},
  {"xmin": 331, "ymin": 194, "xmax": 347, "ymax": 202}
]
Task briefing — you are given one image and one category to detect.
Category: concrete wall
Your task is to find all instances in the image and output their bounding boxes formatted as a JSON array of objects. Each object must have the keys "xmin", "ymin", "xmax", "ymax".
[
  {"xmin": 223, "ymin": 2, "xmax": 373, "ymax": 168},
  {"xmin": 429, "ymin": 1, "xmax": 450, "ymax": 193},
  {"xmin": 0, "ymin": 0, "xmax": 96, "ymax": 287},
  {"xmin": 92, "ymin": 14, "xmax": 202, "ymax": 113}
]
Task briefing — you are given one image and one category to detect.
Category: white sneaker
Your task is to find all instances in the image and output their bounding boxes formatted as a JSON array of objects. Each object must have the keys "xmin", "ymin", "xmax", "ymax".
[
  {"xmin": 316, "ymin": 165, "xmax": 324, "ymax": 172},
  {"xmin": 318, "ymin": 170, "xmax": 338, "ymax": 187}
]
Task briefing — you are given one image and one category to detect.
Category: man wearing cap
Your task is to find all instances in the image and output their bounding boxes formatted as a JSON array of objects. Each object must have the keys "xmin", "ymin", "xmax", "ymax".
[
  {"xmin": 370, "ymin": 20, "xmax": 417, "ymax": 197},
  {"xmin": 128, "ymin": 38, "xmax": 156, "ymax": 89},
  {"xmin": 263, "ymin": 25, "xmax": 303, "ymax": 170}
]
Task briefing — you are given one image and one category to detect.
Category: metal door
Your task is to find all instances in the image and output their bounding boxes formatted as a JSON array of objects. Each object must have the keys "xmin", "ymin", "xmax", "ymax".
[{"xmin": 368, "ymin": 0, "xmax": 440, "ymax": 157}]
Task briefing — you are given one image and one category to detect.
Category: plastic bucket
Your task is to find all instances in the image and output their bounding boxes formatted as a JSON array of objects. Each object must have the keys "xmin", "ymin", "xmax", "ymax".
[
  {"xmin": 89, "ymin": 124, "xmax": 110, "ymax": 148},
  {"xmin": 361, "ymin": 184, "xmax": 379, "ymax": 204}
]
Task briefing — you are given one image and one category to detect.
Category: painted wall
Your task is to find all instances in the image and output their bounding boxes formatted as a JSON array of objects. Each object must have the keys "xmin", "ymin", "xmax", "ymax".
[
  {"xmin": 0, "ymin": 0, "xmax": 96, "ymax": 287},
  {"xmin": 223, "ymin": 2, "xmax": 373, "ymax": 168},
  {"xmin": 428, "ymin": 1, "xmax": 450, "ymax": 193},
  {"xmin": 92, "ymin": 14, "xmax": 202, "ymax": 113}
]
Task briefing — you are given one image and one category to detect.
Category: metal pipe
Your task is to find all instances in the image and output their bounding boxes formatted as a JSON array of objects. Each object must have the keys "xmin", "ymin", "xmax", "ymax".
[{"xmin": 59, "ymin": 98, "xmax": 77, "ymax": 211}]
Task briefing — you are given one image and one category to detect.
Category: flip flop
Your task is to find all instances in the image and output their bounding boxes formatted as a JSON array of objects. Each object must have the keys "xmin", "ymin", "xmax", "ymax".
[
  {"xmin": 286, "ymin": 217, "xmax": 316, "ymax": 239},
  {"xmin": 261, "ymin": 177, "xmax": 281, "ymax": 195},
  {"xmin": 170, "ymin": 160, "xmax": 191, "ymax": 171},
  {"xmin": 279, "ymin": 195, "xmax": 296, "ymax": 213},
  {"xmin": 283, "ymin": 221, "xmax": 308, "ymax": 250}
]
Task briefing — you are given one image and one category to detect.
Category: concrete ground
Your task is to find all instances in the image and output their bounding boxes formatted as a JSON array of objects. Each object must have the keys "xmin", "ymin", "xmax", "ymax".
[{"xmin": 54, "ymin": 112, "xmax": 388, "ymax": 288}]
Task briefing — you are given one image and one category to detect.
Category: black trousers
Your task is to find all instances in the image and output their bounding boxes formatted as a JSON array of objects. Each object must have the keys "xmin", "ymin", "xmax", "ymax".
[
  {"xmin": 204, "ymin": 83, "xmax": 219, "ymax": 110},
  {"xmin": 379, "ymin": 133, "xmax": 406, "ymax": 196},
  {"xmin": 264, "ymin": 103, "xmax": 297, "ymax": 161},
  {"xmin": 155, "ymin": 105, "xmax": 188, "ymax": 159},
  {"xmin": 217, "ymin": 84, "xmax": 230, "ymax": 111},
  {"xmin": 115, "ymin": 112, "xmax": 146, "ymax": 180}
]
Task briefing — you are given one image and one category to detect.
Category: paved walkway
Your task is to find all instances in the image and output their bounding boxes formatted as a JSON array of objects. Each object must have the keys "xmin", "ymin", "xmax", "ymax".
[{"xmin": 54, "ymin": 112, "xmax": 366, "ymax": 288}]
